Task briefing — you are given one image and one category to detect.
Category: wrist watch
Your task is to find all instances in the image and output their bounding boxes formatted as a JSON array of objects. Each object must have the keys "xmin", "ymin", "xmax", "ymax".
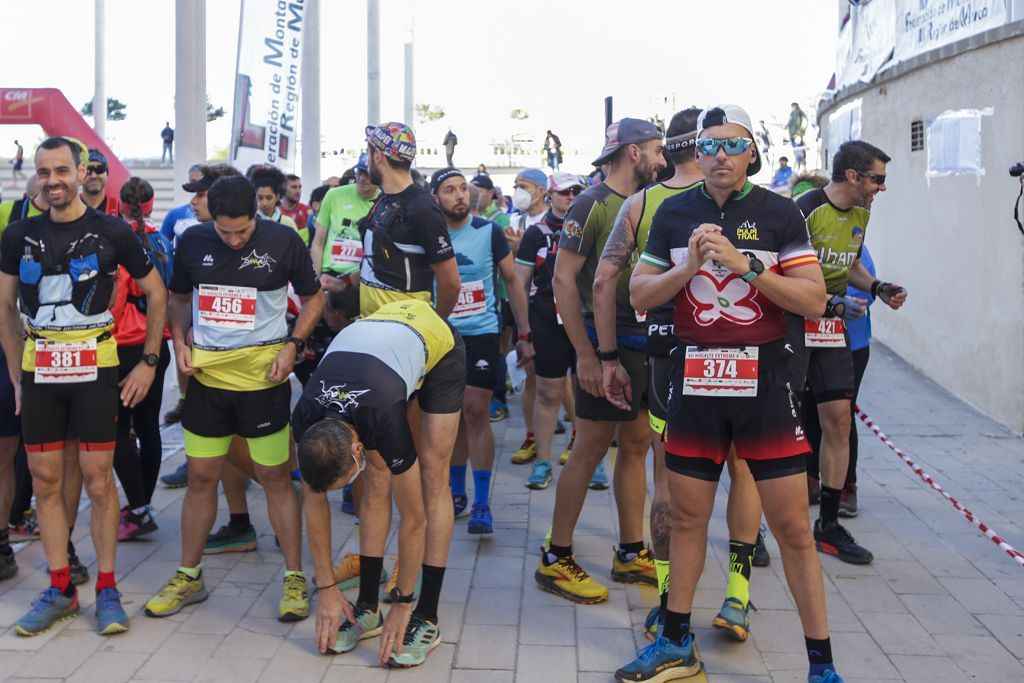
[
  {"xmin": 285, "ymin": 336, "xmax": 306, "ymax": 353},
  {"xmin": 141, "ymin": 353, "xmax": 159, "ymax": 367},
  {"xmin": 389, "ymin": 591, "xmax": 416, "ymax": 604},
  {"xmin": 740, "ymin": 255, "xmax": 764, "ymax": 283},
  {"xmin": 596, "ymin": 348, "xmax": 619, "ymax": 362}
]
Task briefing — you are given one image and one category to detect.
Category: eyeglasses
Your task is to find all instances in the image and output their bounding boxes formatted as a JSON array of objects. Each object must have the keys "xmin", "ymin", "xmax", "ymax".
[
  {"xmin": 85, "ymin": 164, "xmax": 107, "ymax": 175},
  {"xmin": 695, "ymin": 137, "xmax": 754, "ymax": 156},
  {"xmin": 855, "ymin": 170, "xmax": 886, "ymax": 185},
  {"xmin": 554, "ymin": 187, "xmax": 582, "ymax": 197}
]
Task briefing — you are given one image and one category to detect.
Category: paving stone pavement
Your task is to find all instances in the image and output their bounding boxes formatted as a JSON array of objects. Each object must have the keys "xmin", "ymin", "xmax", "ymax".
[{"xmin": 2, "ymin": 343, "xmax": 1024, "ymax": 682}]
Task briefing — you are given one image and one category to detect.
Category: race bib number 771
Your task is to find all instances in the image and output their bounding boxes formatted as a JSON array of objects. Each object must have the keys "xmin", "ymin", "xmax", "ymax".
[{"xmin": 682, "ymin": 346, "xmax": 759, "ymax": 397}]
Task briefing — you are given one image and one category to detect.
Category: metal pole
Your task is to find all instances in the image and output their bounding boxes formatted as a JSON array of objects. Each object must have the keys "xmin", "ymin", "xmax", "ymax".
[
  {"xmin": 93, "ymin": 0, "xmax": 106, "ymax": 140},
  {"xmin": 604, "ymin": 96, "xmax": 613, "ymax": 130},
  {"xmin": 174, "ymin": 0, "xmax": 206, "ymax": 204},
  {"xmin": 403, "ymin": 40, "xmax": 414, "ymax": 130},
  {"xmin": 301, "ymin": 0, "xmax": 321, "ymax": 191},
  {"xmin": 367, "ymin": 0, "xmax": 380, "ymax": 125}
]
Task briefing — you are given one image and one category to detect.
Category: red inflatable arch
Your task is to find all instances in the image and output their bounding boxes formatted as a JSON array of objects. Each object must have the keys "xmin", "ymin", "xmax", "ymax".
[{"xmin": 0, "ymin": 87, "xmax": 130, "ymax": 195}]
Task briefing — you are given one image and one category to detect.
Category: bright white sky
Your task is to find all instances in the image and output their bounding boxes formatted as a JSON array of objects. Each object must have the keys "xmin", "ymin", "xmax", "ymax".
[{"xmin": 0, "ymin": 0, "xmax": 839, "ymax": 171}]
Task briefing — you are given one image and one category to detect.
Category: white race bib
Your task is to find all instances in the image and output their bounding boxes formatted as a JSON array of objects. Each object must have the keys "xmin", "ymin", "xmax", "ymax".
[
  {"xmin": 329, "ymin": 239, "xmax": 363, "ymax": 267},
  {"xmin": 804, "ymin": 319, "xmax": 846, "ymax": 348},
  {"xmin": 198, "ymin": 284, "xmax": 257, "ymax": 330},
  {"xmin": 35, "ymin": 339, "xmax": 98, "ymax": 384},
  {"xmin": 451, "ymin": 280, "xmax": 486, "ymax": 318},
  {"xmin": 682, "ymin": 346, "xmax": 758, "ymax": 397}
]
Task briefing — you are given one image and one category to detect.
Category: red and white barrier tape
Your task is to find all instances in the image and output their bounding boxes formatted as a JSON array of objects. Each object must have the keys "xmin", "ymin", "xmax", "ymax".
[{"xmin": 854, "ymin": 405, "xmax": 1024, "ymax": 568}]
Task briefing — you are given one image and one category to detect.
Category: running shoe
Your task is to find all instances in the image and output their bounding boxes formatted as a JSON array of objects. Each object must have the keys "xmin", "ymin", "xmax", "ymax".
[
  {"xmin": 589, "ymin": 460, "xmax": 609, "ymax": 490},
  {"xmin": 163, "ymin": 397, "xmax": 186, "ymax": 425},
  {"xmin": 329, "ymin": 602, "xmax": 382, "ymax": 654},
  {"xmin": 511, "ymin": 438, "xmax": 537, "ymax": 464},
  {"xmin": 643, "ymin": 605, "xmax": 662, "ymax": 642},
  {"xmin": 160, "ymin": 462, "xmax": 189, "ymax": 489},
  {"xmin": 814, "ymin": 519, "xmax": 874, "ymax": 564},
  {"xmin": 752, "ymin": 530, "xmax": 770, "ymax": 567},
  {"xmin": 340, "ymin": 485, "xmax": 356, "ymax": 515},
  {"xmin": 14, "ymin": 586, "xmax": 79, "ymax": 636},
  {"xmin": 559, "ymin": 438, "xmax": 573, "ymax": 465},
  {"xmin": 145, "ymin": 571, "xmax": 208, "ymax": 617},
  {"xmin": 69, "ymin": 545, "xmax": 89, "ymax": 586},
  {"xmin": 807, "ymin": 474, "xmax": 821, "ymax": 505},
  {"xmin": 203, "ymin": 523, "xmax": 257, "ymax": 554},
  {"xmin": 0, "ymin": 550, "xmax": 17, "ymax": 581},
  {"xmin": 554, "ymin": 419, "xmax": 566, "ymax": 435},
  {"xmin": 535, "ymin": 554, "xmax": 609, "ymax": 604},
  {"xmin": 611, "ymin": 547, "xmax": 657, "ymax": 585},
  {"xmin": 387, "ymin": 613, "xmax": 441, "ymax": 668},
  {"xmin": 118, "ymin": 506, "xmax": 159, "ymax": 541},
  {"xmin": 467, "ymin": 503, "xmax": 493, "ymax": 534},
  {"xmin": 838, "ymin": 483, "xmax": 858, "ymax": 518},
  {"xmin": 614, "ymin": 634, "xmax": 701, "ymax": 682},
  {"xmin": 526, "ymin": 461, "xmax": 553, "ymax": 489},
  {"xmin": 9, "ymin": 510, "xmax": 40, "ymax": 542},
  {"xmin": 332, "ymin": 552, "xmax": 388, "ymax": 590},
  {"xmin": 452, "ymin": 493, "xmax": 469, "ymax": 518},
  {"xmin": 809, "ymin": 671, "xmax": 845, "ymax": 683},
  {"xmin": 712, "ymin": 597, "xmax": 750, "ymax": 641},
  {"xmin": 278, "ymin": 574, "xmax": 310, "ymax": 622},
  {"xmin": 95, "ymin": 587, "xmax": 129, "ymax": 635},
  {"xmin": 382, "ymin": 564, "xmax": 422, "ymax": 603},
  {"xmin": 489, "ymin": 399, "xmax": 508, "ymax": 422}
]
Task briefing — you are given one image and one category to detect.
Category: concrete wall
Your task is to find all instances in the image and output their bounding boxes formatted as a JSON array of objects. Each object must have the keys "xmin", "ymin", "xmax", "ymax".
[{"xmin": 819, "ymin": 27, "xmax": 1024, "ymax": 432}]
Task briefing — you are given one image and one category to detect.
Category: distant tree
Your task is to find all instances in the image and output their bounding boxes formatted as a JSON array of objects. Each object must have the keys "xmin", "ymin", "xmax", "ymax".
[
  {"xmin": 510, "ymin": 108, "xmax": 529, "ymax": 121},
  {"xmin": 81, "ymin": 97, "xmax": 127, "ymax": 121},
  {"xmin": 415, "ymin": 103, "xmax": 446, "ymax": 126},
  {"xmin": 207, "ymin": 97, "xmax": 225, "ymax": 122}
]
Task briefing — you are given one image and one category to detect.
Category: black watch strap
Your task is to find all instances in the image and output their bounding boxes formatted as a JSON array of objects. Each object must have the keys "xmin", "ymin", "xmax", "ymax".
[
  {"xmin": 285, "ymin": 336, "xmax": 306, "ymax": 353},
  {"xmin": 389, "ymin": 590, "xmax": 416, "ymax": 604},
  {"xmin": 596, "ymin": 348, "xmax": 619, "ymax": 362},
  {"xmin": 142, "ymin": 353, "xmax": 159, "ymax": 367}
]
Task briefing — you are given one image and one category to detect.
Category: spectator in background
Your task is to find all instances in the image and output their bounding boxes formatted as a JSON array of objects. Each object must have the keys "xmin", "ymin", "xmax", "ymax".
[
  {"xmin": 757, "ymin": 120, "xmax": 773, "ymax": 155},
  {"xmin": 161, "ymin": 123, "xmax": 174, "ymax": 166},
  {"xmin": 11, "ymin": 140, "xmax": 26, "ymax": 187},
  {"xmin": 771, "ymin": 156, "xmax": 794, "ymax": 194},
  {"xmin": 160, "ymin": 164, "xmax": 203, "ymax": 247},
  {"xmin": 544, "ymin": 130, "xmax": 563, "ymax": 171},
  {"xmin": 81, "ymin": 150, "xmax": 120, "ymax": 216},
  {"xmin": 443, "ymin": 129, "xmax": 458, "ymax": 166},
  {"xmin": 308, "ymin": 184, "xmax": 331, "ymax": 226},
  {"xmin": 280, "ymin": 174, "xmax": 312, "ymax": 230},
  {"xmin": 477, "ymin": 163, "xmax": 488, "ymax": 176},
  {"xmin": 786, "ymin": 102, "xmax": 808, "ymax": 143}
]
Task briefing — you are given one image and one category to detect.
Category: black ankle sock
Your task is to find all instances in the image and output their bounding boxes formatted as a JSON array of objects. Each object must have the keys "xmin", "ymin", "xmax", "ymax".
[
  {"xmin": 356, "ymin": 555, "xmax": 383, "ymax": 612},
  {"xmin": 618, "ymin": 540, "xmax": 645, "ymax": 558},
  {"xmin": 819, "ymin": 487, "xmax": 842, "ymax": 525},
  {"xmin": 229, "ymin": 513, "xmax": 251, "ymax": 529},
  {"xmin": 544, "ymin": 543, "xmax": 572, "ymax": 565},
  {"xmin": 0, "ymin": 527, "xmax": 9, "ymax": 552},
  {"xmin": 658, "ymin": 591, "xmax": 668, "ymax": 618},
  {"xmin": 412, "ymin": 564, "xmax": 445, "ymax": 624},
  {"xmin": 663, "ymin": 610, "xmax": 691, "ymax": 645},
  {"xmin": 806, "ymin": 636, "xmax": 833, "ymax": 665}
]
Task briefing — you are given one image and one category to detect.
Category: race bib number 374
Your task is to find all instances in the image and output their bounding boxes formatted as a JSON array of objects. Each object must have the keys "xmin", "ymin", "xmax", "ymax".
[
  {"xmin": 682, "ymin": 346, "xmax": 759, "ymax": 397},
  {"xmin": 198, "ymin": 284, "xmax": 258, "ymax": 330}
]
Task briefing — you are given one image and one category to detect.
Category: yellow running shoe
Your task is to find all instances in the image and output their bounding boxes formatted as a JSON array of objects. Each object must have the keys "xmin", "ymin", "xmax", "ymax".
[
  {"xmin": 534, "ymin": 555, "xmax": 609, "ymax": 604},
  {"xmin": 144, "ymin": 571, "xmax": 208, "ymax": 617},
  {"xmin": 279, "ymin": 574, "xmax": 310, "ymax": 622},
  {"xmin": 559, "ymin": 436, "xmax": 574, "ymax": 465},
  {"xmin": 511, "ymin": 438, "xmax": 537, "ymax": 464},
  {"xmin": 611, "ymin": 547, "xmax": 658, "ymax": 586},
  {"xmin": 334, "ymin": 553, "xmax": 389, "ymax": 591}
]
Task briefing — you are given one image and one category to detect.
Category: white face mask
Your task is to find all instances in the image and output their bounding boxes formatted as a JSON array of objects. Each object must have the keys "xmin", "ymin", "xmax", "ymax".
[{"xmin": 512, "ymin": 187, "xmax": 533, "ymax": 211}]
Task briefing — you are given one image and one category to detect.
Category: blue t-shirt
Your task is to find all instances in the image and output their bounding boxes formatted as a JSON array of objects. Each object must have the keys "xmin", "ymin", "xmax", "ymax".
[
  {"xmin": 160, "ymin": 203, "xmax": 199, "ymax": 248},
  {"xmin": 771, "ymin": 166, "xmax": 794, "ymax": 190},
  {"xmin": 847, "ymin": 244, "xmax": 876, "ymax": 351},
  {"xmin": 442, "ymin": 216, "xmax": 510, "ymax": 336}
]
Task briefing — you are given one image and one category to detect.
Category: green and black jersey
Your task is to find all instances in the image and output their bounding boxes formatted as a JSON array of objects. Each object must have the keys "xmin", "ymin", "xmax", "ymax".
[{"xmin": 795, "ymin": 188, "xmax": 869, "ymax": 295}]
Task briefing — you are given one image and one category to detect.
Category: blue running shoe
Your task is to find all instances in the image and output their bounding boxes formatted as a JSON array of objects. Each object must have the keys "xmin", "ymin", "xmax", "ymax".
[
  {"xmin": 14, "ymin": 587, "xmax": 79, "ymax": 636},
  {"xmin": 96, "ymin": 587, "xmax": 129, "ymax": 635},
  {"xmin": 526, "ymin": 461, "xmax": 553, "ymax": 490},
  {"xmin": 489, "ymin": 399, "xmax": 508, "ymax": 422},
  {"xmin": 614, "ymin": 634, "xmax": 701, "ymax": 682},
  {"xmin": 589, "ymin": 460, "xmax": 609, "ymax": 490},
  {"xmin": 160, "ymin": 462, "xmax": 188, "ymax": 489},
  {"xmin": 468, "ymin": 504, "xmax": 493, "ymax": 534},
  {"xmin": 340, "ymin": 485, "xmax": 355, "ymax": 515},
  {"xmin": 643, "ymin": 605, "xmax": 662, "ymax": 642},
  {"xmin": 712, "ymin": 597, "xmax": 750, "ymax": 641},
  {"xmin": 453, "ymin": 493, "xmax": 469, "ymax": 518},
  {"xmin": 809, "ymin": 670, "xmax": 844, "ymax": 683}
]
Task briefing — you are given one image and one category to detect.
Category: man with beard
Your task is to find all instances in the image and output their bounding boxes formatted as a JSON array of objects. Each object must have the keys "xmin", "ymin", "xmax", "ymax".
[
  {"xmin": 279, "ymin": 174, "xmax": 312, "ymax": 231},
  {"xmin": 535, "ymin": 118, "xmax": 665, "ymax": 604},
  {"xmin": 80, "ymin": 150, "xmax": 120, "ymax": 216},
  {"xmin": 430, "ymin": 168, "xmax": 533, "ymax": 534},
  {"xmin": 0, "ymin": 137, "xmax": 168, "ymax": 635}
]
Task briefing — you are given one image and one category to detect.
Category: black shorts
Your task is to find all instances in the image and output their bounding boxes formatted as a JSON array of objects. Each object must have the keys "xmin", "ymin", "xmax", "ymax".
[
  {"xmin": 573, "ymin": 343, "xmax": 647, "ymax": 422},
  {"xmin": 646, "ymin": 354, "xmax": 672, "ymax": 436},
  {"xmin": 664, "ymin": 342, "xmax": 808, "ymax": 481},
  {"xmin": 0, "ymin": 347, "xmax": 20, "ymax": 438},
  {"xmin": 181, "ymin": 379, "xmax": 291, "ymax": 439},
  {"xmin": 501, "ymin": 299, "xmax": 515, "ymax": 332},
  {"xmin": 463, "ymin": 333, "xmax": 500, "ymax": 391},
  {"xmin": 530, "ymin": 306, "xmax": 574, "ymax": 379},
  {"xmin": 21, "ymin": 367, "xmax": 119, "ymax": 451},
  {"xmin": 785, "ymin": 314, "xmax": 854, "ymax": 403},
  {"xmin": 645, "ymin": 317, "xmax": 676, "ymax": 360},
  {"xmin": 415, "ymin": 329, "xmax": 466, "ymax": 414}
]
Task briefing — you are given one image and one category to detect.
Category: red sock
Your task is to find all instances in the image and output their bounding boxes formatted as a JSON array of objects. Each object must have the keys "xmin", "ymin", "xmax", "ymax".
[
  {"xmin": 95, "ymin": 571, "xmax": 117, "ymax": 592},
  {"xmin": 527, "ymin": 432, "xmax": 535, "ymax": 441},
  {"xmin": 50, "ymin": 567, "xmax": 71, "ymax": 592}
]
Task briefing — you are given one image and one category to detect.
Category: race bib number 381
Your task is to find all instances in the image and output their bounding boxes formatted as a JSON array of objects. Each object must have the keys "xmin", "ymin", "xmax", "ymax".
[
  {"xmin": 35, "ymin": 339, "xmax": 98, "ymax": 384},
  {"xmin": 198, "ymin": 284, "xmax": 258, "ymax": 330},
  {"xmin": 683, "ymin": 346, "xmax": 759, "ymax": 397}
]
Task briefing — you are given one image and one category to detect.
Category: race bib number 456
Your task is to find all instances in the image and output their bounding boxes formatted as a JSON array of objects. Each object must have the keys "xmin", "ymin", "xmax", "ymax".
[
  {"xmin": 683, "ymin": 346, "xmax": 758, "ymax": 397},
  {"xmin": 198, "ymin": 284, "xmax": 258, "ymax": 330},
  {"xmin": 35, "ymin": 339, "xmax": 98, "ymax": 384}
]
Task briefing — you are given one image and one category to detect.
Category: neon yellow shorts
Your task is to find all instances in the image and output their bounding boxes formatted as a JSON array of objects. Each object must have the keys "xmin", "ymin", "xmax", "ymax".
[{"xmin": 183, "ymin": 426, "xmax": 291, "ymax": 467}]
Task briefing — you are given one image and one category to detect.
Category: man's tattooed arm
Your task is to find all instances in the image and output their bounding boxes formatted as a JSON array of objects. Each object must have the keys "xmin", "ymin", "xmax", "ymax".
[{"xmin": 600, "ymin": 192, "xmax": 642, "ymax": 270}]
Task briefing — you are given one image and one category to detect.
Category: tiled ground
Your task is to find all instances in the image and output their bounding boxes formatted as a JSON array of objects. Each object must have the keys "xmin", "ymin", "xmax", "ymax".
[{"xmin": 2, "ymin": 343, "xmax": 1024, "ymax": 682}]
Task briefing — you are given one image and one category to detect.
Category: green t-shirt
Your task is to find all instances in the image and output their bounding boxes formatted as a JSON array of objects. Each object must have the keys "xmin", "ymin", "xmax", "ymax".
[
  {"xmin": 795, "ymin": 188, "xmax": 869, "ymax": 295},
  {"xmin": 0, "ymin": 198, "xmax": 44, "ymax": 235},
  {"xmin": 316, "ymin": 185, "xmax": 381, "ymax": 275},
  {"xmin": 482, "ymin": 203, "xmax": 510, "ymax": 229}
]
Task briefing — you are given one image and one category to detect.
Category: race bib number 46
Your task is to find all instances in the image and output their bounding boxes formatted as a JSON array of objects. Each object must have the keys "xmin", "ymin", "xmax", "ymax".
[
  {"xmin": 451, "ymin": 280, "xmax": 486, "ymax": 318},
  {"xmin": 198, "ymin": 284, "xmax": 257, "ymax": 330},
  {"xmin": 330, "ymin": 239, "xmax": 363, "ymax": 267},
  {"xmin": 35, "ymin": 339, "xmax": 98, "ymax": 384},
  {"xmin": 683, "ymin": 346, "xmax": 758, "ymax": 397},
  {"xmin": 804, "ymin": 319, "xmax": 846, "ymax": 348}
]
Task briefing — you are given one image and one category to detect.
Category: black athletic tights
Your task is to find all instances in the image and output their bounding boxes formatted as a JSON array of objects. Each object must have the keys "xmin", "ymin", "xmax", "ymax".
[{"xmin": 804, "ymin": 346, "xmax": 870, "ymax": 486}]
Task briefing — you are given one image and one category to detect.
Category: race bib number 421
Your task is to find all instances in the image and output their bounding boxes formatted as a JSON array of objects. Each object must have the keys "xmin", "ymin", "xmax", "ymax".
[
  {"xmin": 35, "ymin": 339, "xmax": 98, "ymax": 384},
  {"xmin": 804, "ymin": 318, "xmax": 846, "ymax": 348},
  {"xmin": 682, "ymin": 346, "xmax": 758, "ymax": 397},
  {"xmin": 198, "ymin": 284, "xmax": 258, "ymax": 330}
]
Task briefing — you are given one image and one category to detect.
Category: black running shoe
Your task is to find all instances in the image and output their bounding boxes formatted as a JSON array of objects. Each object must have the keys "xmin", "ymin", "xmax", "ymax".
[
  {"xmin": 752, "ymin": 531, "xmax": 770, "ymax": 567},
  {"xmin": 69, "ymin": 546, "xmax": 89, "ymax": 586},
  {"xmin": 814, "ymin": 519, "xmax": 873, "ymax": 564},
  {"xmin": 163, "ymin": 398, "xmax": 186, "ymax": 425}
]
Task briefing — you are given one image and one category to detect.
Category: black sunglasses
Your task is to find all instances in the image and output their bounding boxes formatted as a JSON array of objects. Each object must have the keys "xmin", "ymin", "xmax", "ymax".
[
  {"xmin": 86, "ymin": 164, "xmax": 108, "ymax": 175},
  {"xmin": 855, "ymin": 170, "xmax": 885, "ymax": 185}
]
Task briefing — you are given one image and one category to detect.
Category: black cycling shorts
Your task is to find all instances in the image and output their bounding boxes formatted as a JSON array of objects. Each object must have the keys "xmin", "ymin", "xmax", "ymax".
[
  {"xmin": 785, "ymin": 314, "xmax": 854, "ymax": 403},
  {"xmin": 647, "ymin": 354, "xmax": 673, "ymax": 436},
  {"xmin": 664, "ymin": 342, "xmax": 808, "ymax": 481},
  {"xmin": 181, "ymin": 379, "xmax": 291, "ymax": 440},
  {"xmin": 415, "ymin": 329, "xmax": 466, "ymax": 414},
  {"xmin": 21, "ymin": 367, "xmax": 119, "ymax": 451},
  {"xmin": 574, "ymin": 343, "xmax": 647, "ymax": 422},
  {"xmin": 463, "ymin": 333, "xmax": 500, "ymax": 391},
  {"xmin": 0, "ymin": 346, "xmax": 20, "ymax": 439},
  {"xmin": 530, "ymin": 307, "xmax": 574, "ymax": 379}
]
